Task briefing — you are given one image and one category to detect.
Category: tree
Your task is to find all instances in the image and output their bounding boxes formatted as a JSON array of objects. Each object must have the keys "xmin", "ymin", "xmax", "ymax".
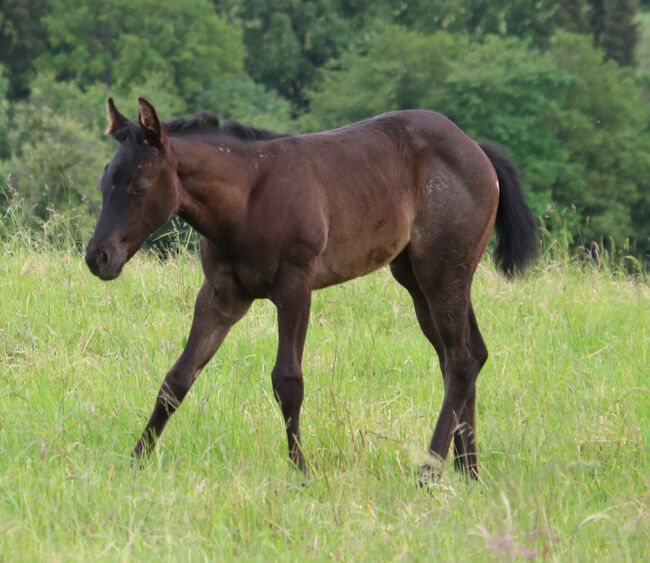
[
  {"xmin": 600, "ymin": 0, "xmax": 640, "ymax": 66},
  {"xmin": 548, "ymin": 32, "xmax": 650, "ymax": 252},
  {"xmin": 0, "ymin": 71, "xmax": 179, "ymax": 230},
  {"xmin": 24, "ymin": 72, "xmax": 189, "ymax": 136},
  {"xmin": 0, "ymin": 0, "xmax": 48, "ymax": 99},
  {"xmin": 589, "ymin": 0, "xmax": 640, "ymax": 66},
  {"xmin": 237, "ymin": 0, "xmax": 361, "ymax": 109},
  {"xmin": 227, "ymin": 0, "xmax": 616, "ymax": 113},
  {"xmin": 37, "ymin": 0, "xmax": 244, "ymax": 102},
  {"xmin": 554, "ymin": 0, "xmax": 592, "ymax": 33},
  {"xmin": 0, "ymin": 100, "xmax": 111, "ymax": 233},
  {"xmin": 589, "ymin": 0, "xmax": 607, "ymax": 43},
  {"xmin": 195, "ymin": 74, "xmax": 295, "ymax": 132},
  {"xmin": 503, "ymin": 1, "xmax": 558, "ymax": 45},
  {"xmin": 303, "ymin": 27, "xmax": 463, "ymax": 128},
  {"xmin": 638, "ymin": 11, "xmax": 650, "ymax": 74},
  {"xmin": 0, "ymin": 67, "xmax": 9, "ymax": 159}
]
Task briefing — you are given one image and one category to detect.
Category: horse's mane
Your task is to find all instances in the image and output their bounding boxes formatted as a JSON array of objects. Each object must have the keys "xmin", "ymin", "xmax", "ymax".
[{"xmin": 163, "ymin": 112, "xmax": 288, "ymax": 142}]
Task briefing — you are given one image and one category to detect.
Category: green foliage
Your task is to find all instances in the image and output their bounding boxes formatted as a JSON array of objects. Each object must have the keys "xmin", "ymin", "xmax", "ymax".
[
  {"xmin": 549, "ymin": 33, "xmax": 650, "ymax": 249},
  {"xmin": 235, "ymin": 1, "xmax": 586, "ymax": 109},
  {"xmin": 552, "ymin": 0, "xmax": 593, "ymax": 34},
  {"xmin": 0, "ymin": 67, "xmax": 9, "ymax": 159},
  {"xmin": 0, "ymin": 0, "xmax": 48, "ymax": 99},
  {"xmin": 504, "ymin": 0, "xmax": 559, "ymax": 44},
  {"xmin": 196, "ymin": 73, "xmax": 295, "ymax": 132},
  {"xmin": 303, "ymin": 28, "xmax": 465, "ymax": 129},
  {"xmin": 0, "ymin": 107, "xmax": 108, "ymax": 228},
  {"xmin": 15, "ymin": 72, "xmax": 113, "ymax": 140},
  {"xmin": 38, "ymin": 0, "xmax": 244, "ymax": 101},
  {"xmin": 392, "ymin": 1, "xmax": 641, "ymax": 64},
  {"xmin": 392, "ymin": 1, "xmax": 586, "ymax": 45},
  {"xmin": 0, "ymin": 76, "xmax": 112, "ymax": 235},
  {"xmin": 428, "ymin": 34, "xmax": 575, "ymax": 215},
  {"xmin": 238, "ymin": 0, "xmax": 366, "ymax": 108},
  {"xmin": 599, "ymin": 0, "xmax": 640, "ymax": 66},
  {"xmin": 638, "ymin": 11, "xmax": 650, "ymax": 73},
  {"xmin": 589, "ymin": 0, "xmax": 608, "ymax": 42}
]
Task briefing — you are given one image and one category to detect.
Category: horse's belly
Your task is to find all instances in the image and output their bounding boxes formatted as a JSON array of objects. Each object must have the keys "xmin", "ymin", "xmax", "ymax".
[{"xmin": 312, "ymin": 220, "xmax": 411, "ymax": 289}]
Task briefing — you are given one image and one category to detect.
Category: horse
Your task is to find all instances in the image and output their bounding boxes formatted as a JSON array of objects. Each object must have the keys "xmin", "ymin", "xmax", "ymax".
[{"xmin": 85, "ymin": 97, "xmax": 538, "ymax": 481}]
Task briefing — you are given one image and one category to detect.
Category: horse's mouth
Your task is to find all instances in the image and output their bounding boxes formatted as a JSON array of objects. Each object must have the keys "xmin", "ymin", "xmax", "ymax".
[
  {"xmin": 85, "ymin": 241, "xmax": 127, "ymax": 281},
  {"xmin": 86, "ymin": 257, "xmax": 125, "ymax": 281},
  {"xmin": 93, "ymin": 263, "xmax": 124, "ymax": 281}
]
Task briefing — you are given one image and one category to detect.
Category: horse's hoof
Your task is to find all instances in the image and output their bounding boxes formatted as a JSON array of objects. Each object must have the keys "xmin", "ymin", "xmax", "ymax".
[
  {"xmin": 417, "ymin": 462, "xmax": 443, "ymax": 490},
  {"xmin": 130, "ymin": 454, "xmax": 145, "ymax": 470},
  {"xmin": 130, "ymin": 445, "xmax": 149, "ymax": 470}
]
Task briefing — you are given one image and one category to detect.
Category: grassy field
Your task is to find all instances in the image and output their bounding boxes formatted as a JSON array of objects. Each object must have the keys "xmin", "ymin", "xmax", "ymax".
[{"xmin": 0, "ymin": 239, "xmax": 647, "ymax": 561}]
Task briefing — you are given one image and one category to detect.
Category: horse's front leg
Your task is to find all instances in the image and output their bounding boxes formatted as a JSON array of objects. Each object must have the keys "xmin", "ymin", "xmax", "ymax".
[
  {"xmin": 271, "ymin": 264, "xmax": 313, "ymax": 474},
  {"xmin": 132, "ymin": 280, "xmax": 251, "ymax": 459}
]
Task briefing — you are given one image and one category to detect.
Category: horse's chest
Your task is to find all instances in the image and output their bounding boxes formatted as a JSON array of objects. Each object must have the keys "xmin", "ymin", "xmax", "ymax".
[
  {"xmin": 232, "ymin": 261, "xmax": 276, "ymax": 297},
  {"xmin": 199, "ymin": 237, "xmax": 271, "ymax": 299}
]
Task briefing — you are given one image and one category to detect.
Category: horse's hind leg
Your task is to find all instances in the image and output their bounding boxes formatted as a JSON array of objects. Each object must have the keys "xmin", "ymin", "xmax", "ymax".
[
  {"xmin": 400, "ymin": 248, "xmax": 487, "ymax": 481},
  {"xmin": 451, "ymin": 305, "xmax": 486, "ymax": 478},
  {"xmin": 390, "ymin": 252, "xmax": 445, "ymax": 364},
  {"xmin": 391, "ymin": 252, "xmax": 486, "ymax": 479},
  {"xmin": 425, "ymin": 292, "xmax": 487, "ymax": 480}
]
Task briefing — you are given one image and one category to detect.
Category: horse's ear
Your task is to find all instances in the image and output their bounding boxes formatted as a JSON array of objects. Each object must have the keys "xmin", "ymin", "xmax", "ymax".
[
  {"xmin": 105, "ymin": 98, "xmax": 128, "ymax": 137},
  {"xmin": 138, "ymin": 97, "xmax": 162, "ymax": 144}
]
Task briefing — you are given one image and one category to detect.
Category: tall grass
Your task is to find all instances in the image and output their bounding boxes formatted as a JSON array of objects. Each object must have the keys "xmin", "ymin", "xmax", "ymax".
[{"xmin": 0, "ymin": 224, "xmax": 647, "ymax": 561}]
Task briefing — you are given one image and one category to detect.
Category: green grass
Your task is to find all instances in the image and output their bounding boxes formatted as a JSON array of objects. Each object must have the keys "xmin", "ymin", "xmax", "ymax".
[{"xmin": 0, "ymin": 241, "xmax": 648, "ymax": 561}]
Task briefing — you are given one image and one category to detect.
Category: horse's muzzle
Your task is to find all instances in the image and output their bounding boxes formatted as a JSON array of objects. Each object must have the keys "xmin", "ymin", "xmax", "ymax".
[{"xmin": 85, "ymin": 238, "xmax": 127, "ymax": 281}]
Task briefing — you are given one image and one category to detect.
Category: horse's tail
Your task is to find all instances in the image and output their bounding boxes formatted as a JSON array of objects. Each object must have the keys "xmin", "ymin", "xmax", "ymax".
[{"xmin": 478, "ymin": 141, "xmax": 539, "ymax": 277}]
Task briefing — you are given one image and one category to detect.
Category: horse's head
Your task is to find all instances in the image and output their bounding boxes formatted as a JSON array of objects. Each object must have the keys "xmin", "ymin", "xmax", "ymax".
[{"xmin": 86, "ymin": 98, "xmax": 180, "ymax": 280}]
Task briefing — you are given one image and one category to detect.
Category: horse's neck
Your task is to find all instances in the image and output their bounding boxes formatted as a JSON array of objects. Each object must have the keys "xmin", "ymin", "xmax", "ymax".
[{"xmin": 172, "ymin": 138, "xmax": 255, "ymax": 242}]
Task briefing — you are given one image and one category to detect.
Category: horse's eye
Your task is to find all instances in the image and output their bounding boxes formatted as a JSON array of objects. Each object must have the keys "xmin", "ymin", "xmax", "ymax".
[{"xmin": 132, "ymin": 181, "xmax": 151, "ymax": 196}]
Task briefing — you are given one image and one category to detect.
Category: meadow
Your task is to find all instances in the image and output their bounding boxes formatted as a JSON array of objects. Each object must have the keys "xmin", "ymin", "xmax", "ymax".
[{"xmin": 0, "ymin": 237, "xmax": 647, "ymax": 561}]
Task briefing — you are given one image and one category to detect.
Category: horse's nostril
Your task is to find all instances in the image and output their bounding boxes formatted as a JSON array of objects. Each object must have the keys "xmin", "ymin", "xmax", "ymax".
[{"xmin": 97, "ymin": 249, "xmax": 108, "ymax": 265}]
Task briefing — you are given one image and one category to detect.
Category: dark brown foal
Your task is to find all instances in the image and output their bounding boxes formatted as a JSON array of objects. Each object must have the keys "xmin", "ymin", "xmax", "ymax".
[{"xmin": 86, "ymin": 98, "xmax": 537, "ymax": 481}]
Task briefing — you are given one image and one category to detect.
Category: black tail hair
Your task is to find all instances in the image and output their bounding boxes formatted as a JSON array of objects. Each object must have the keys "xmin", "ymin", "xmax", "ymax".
[{"xmin": 479, "ymin": 142, "xmax": 539, "ymax": 277}]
